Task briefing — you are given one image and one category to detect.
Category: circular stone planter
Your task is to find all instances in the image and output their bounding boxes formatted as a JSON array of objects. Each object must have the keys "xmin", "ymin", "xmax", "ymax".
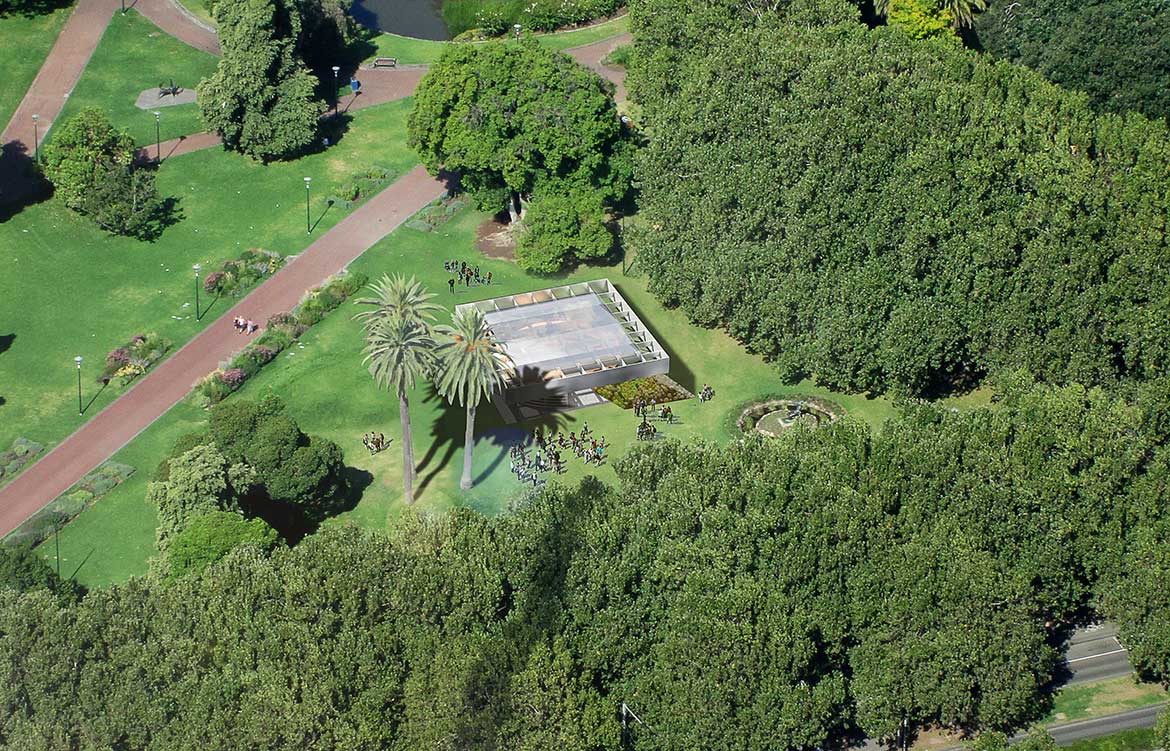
[{"xmin": 735, "ymin": 396, "xmax": 844, "ymax": 437}]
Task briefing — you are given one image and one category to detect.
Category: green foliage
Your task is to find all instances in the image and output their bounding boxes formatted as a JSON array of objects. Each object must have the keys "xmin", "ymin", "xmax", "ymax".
[
  {"xmin": 205, "ymin": 396, "xmax": 347, "ymax": 515},
  {"xmin": 198, "ymin": 0, "xmax": 322, "ymax": 161},
  {"xmin": 514, "ymin": 187, "xmax": 612, "ymax": 273},
  {"xmin": 6, "ymin": 380, "xmax": 1170, "ymax": 745},
  {"xmin": 887, "ymin": 0, "xmax": 955, "ymax": 39},
  {"xmin": 630, "ymin": 17, "xmax": 1170, "ymax": 396},
  {"xmin": 0, "ymin": 544, "xmax": 84, "ymax": 602},
  {"xmin": 293, "ymin": 0, "xmax": 357, "ymax": 69},
  {"xmin": 165, "ymin": 510, "xmax": 279, "ymax": 580},
  {"xmin": 1099, "ymin": 521, "xmax": 1170, "ymax": 681},
  {"xmin": 974, "ymin": 0, "xmax": 1170, "ymax": 122},
  {"xmin": 440, "ymin": 0, "xmax": 623, "ymax": 37},
  {"xmin": 409, "ymin": 40, "xmax": 629, "ymax": 271},
  {"xmin": 41, "ymin": 107, "xmax": 167, "ymax": 239},
  {"xmin": 146, "ymin": 443, "xmax": 246, "ymax": 550},
  {"xmin": 594, "ymin": 376, "xmax": 689, "ymax": 408},
  {"xmin": 1156, "ymin": 708, "xmax": 1170, "ymax": 751}
]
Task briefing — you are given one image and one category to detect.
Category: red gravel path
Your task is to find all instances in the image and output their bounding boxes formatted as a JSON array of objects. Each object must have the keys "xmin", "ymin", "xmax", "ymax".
[{"xmin": 0, "ymin": 166, "xmax": 445, "ymax": 536}]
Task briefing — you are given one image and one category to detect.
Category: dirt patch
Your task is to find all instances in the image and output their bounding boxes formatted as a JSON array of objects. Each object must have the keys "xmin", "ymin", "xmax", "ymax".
[{"xmin": 476, "ymin": 217, "xmax": 516, "ymax": 260}]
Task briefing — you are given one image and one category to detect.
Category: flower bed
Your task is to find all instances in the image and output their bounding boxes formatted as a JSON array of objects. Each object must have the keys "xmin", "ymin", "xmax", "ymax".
[
  {"xmin": 329, "ymin": 167, "xmax": 395, "ymax": 208},
  {"xmin": 99, "ymin": 332, "xmax": 171, "ymax": 385},
  {"xmin": 404, "ymin": 194, "xmax": 467, "ymax": 233},
  {"xmin": 0, "ymin": 437, "xmax": 44, "ymax": 484},
  {"xmin": 195, "ymin": 272, "xmax": 368, "ymax": 405},
  {"xmin": 595, "ymin": 375, "xmax": 692, "ymax": 409},
  {"xmin": 202, "ymin": 247, "xmax": 285, "ymax": 298}
]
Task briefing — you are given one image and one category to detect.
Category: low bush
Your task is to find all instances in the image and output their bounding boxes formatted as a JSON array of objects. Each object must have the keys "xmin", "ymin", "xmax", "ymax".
[
  {"xmin": 595, "ymin": 376, "xmax": 690, "ymax": 409},
  {"xmin": 3, "ymin": 462, "xmax": 135, "ymax": 548},
  {"xmin": 204, "ymin": 248, "xmax": 284, "ymax": 297}
]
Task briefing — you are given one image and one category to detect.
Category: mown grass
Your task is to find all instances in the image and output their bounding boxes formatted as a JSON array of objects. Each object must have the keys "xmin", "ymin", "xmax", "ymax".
[
  {"xmin": 0, "ymin": 3, "xmax": 74, "ymax": 131},
  {"xmin": 1061, "ymin": 728, "xmax": 1158, "ymax": 751},
  {"xmin": 1044, "ymin": 678, "xmax": 1168, "ymax": 725},
  {"xmin": 43, "ymin": 199, "xmax": 897, "ymax": 588},
  {"xmin": 0, "ymin": 99, "xmax": 418, "ymax": 466},
  {"xmin": 367, "ymin": 13, "xmax": 628, "ymax": 64},
  {"xmin": 52, "ymin": 9, "xmax": 218, "ymax": 146}
]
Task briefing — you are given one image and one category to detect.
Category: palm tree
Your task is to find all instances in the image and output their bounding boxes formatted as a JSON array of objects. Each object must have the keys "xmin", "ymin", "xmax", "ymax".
[
  {"xmin": 360, "ymin": 316, "xmax": 437, "ymax": 506},
  {"xmin": 435, "ymin": 308, "xmax": 511, "ymax": 490},
  {"xmin": 353, "ymin": 274, "xmax": 442, "ymax": 329}
]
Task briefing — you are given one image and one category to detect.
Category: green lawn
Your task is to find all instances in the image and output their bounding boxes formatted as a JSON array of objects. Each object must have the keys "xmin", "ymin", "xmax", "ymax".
[
  {"xmin": 1061, "ymin": 728, "xmax": 1157, "ymax": 751},
  {"xmin": 52, "ymin": 9, "xmax": 218, "ymax": 146},
  {"xmin": 41, "ymin": 198, "xmax": 897, "ymax": 588},
  {"xmin": 1044, "ymin": 678, "xmax": 1168, "ymax": 725},
  {"xmin": 0, "ymin": 98, "xmax": 419, "ymax": 470},
  {"xmin": 0, "ymin": 3, "xmax": 74, "ymax": 132},
  {"xmin": 367, "ymin": 13, "xmax": 629, "ymax": 64}
]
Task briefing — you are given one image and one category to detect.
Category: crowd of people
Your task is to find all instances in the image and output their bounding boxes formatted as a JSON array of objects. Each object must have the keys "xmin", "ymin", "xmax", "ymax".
[
  {"xmin": 363, "ymin": 432, "xmax": 389, "ymax": 455},
  {"xmin": 445, "ymin": 260, "xmax": 493, "ymax": 293},
  {"xmin": 232, "ymin": 316, "xmax": 259, "ymax": 335},
  {"xmin": 510, "ymin": 423, "xmax": 608, "ymax": 487},
  {"xmin": 698, "ymin": 383, "xmax": 715, "ymax": 403}
]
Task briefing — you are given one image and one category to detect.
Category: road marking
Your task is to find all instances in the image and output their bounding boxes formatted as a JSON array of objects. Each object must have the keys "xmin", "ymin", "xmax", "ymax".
[{"xmin": 1067, "ymin": 647, "xmax": 1127, "ymax": 663}]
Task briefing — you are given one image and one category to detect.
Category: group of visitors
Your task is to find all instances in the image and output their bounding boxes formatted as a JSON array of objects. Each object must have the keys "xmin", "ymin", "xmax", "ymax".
[
  {"xmin": 363, "ymin": 432, "xmax": 388, "ymax": 454},
  {"xmin": 698, "ymin": 383, "xmax": 716, "ymax": 403},
  {"xmin": 233, "ymin": 316, "xmax": 258, "ymax": 335},
  {"xmin": 510, "ymin": 422, "xmax": 608, "ymax": 487},
  {"xmin": 633, "ymin": 397, "xmax": 674, "ymax": 424},
  {"xmin": 445, "ymin": 260, "xmax": 492, "ymax": 293}
]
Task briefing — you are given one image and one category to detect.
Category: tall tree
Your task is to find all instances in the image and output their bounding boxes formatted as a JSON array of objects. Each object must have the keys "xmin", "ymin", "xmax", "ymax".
[
  {"xmin": 360, "ymin": 316, "xmax": 437, "ymax": 506},
  {"xmin": 408, "ymin": 40, "xmax": 631, "ymax": 272},
  {"xmin": 197, "ymin": 0, "xmax": 321, "ymax": 161},
  {"xmin": 435, "ymin": 308, "xmax": 510, "ymax": 490},
  {"xmin": 41, "ymin": 107, "xmax": 167, "ymax": 239},
  {"xmin": 353, "ymin": 274, "xmax": 442, "ymax": 331}
]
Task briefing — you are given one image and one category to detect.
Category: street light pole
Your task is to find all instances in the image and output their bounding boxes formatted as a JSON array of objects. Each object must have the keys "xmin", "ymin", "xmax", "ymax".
[
  {"xmin": 153, "ymin": 111, "xmax": 161, "ymax": 162},
  {"xmin": 120, "ymin": 0, "xmax": 125, "ymax": 13},
  {"xmin": 193, "ymin": 263, "xmax": 202, "ymax": 320},
  {"xmin": 304, "ymin": 177, "xmax": 312, "ymax": 234},
  {"xmin": 32, "ymin": 114, "xmax": 39, "ymax": 163},
  {"xmin": 514, "ymin": 22, "xmax": 522, "ymax": 38},
  {"xmin": 74, "ymin": 356, "xmax": 83, "ymax": 416},
  {"xmin": 331, "ymin": 66, "xmax": 340, "ymax": 116}
]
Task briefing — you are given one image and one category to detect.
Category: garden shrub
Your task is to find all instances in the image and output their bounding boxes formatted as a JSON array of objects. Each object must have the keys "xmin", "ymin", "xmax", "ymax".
[
  {"xmin": 595, "ymin": 376, "xmax": 690, "ymax": 409},
  {"xmin": 3, "ymin": 462, "xmax": 135, "ymax": 548},
  {"xmin": 165, "ymin": 510, "xmax": 280, "ymax": 581},
  {"xmin": 98, "ymin": 333, "xmax": 171, "ymax": 385},
  {"xmin": 0, "ymin": 438, "xmax": 44, "ymax": 482}
]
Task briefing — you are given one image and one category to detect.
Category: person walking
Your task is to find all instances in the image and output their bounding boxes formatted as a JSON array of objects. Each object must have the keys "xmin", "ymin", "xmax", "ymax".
[{"xmin": 448, "ymin": 277, "xmax": 456, "ymax": 294}]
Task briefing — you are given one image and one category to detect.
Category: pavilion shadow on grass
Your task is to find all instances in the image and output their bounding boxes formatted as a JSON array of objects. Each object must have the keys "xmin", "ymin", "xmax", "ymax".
[{"xmin": 455, "ymin": 279, "xmax": 669, "ymax": 422}]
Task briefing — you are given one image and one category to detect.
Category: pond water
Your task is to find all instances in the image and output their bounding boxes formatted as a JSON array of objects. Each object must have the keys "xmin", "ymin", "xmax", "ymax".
[{"xmin": 351, "ymin": 0, "xmax": 450, "ymax": 40}]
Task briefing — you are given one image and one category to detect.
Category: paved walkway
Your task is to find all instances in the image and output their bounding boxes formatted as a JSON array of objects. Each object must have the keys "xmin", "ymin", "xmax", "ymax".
[{"xmin": 0, "ymin": 166, "xmax": 446, "ymax": 536}]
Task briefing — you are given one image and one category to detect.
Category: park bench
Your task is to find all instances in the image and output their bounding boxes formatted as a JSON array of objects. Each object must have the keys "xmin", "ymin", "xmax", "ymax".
[{"xmin": 372, "ymin": 57, "xmax": 397, "ymax": 69}]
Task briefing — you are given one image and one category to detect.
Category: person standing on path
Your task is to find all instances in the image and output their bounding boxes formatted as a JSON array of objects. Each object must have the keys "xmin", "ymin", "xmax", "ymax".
[{"xmin": 448, "ymin": 277, "xmax": 455, "ymax": 294}]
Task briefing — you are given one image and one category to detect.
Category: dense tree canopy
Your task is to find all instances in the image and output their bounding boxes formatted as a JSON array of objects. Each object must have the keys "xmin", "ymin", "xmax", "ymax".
[
  {"xmin": 41, "ymin": 107, "xmax": 168, "ymax": 239},
  {"xmin": 628, "ymin": 10, "xmax": 1170, "ymax": 396},
  {"xmin": 973, "ymin": 0, "xmax": 1170, "ymax": 122},
  {"xmin": 4, "ymin": 380, "xmax": 1170, "ymax": 747},
  {"xmin": 408, "ymin": 40, "xmax": 631, "ymax": 272},
  {"xmin": 198, "ymin": 0, "xmax": 321, "ymax": 161}
]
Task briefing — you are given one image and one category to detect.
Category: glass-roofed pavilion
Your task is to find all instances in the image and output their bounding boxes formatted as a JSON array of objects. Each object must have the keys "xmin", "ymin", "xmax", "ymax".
[{"xmin": 455, "ymin": 279, "xmax": 669, "ymax": 407}]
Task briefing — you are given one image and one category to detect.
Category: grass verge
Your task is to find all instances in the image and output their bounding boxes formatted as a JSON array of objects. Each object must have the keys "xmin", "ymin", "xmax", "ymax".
[
  {"xmin": 1045, "ymin": 678, "xmax": 1168, "ymax": 725},
  {"xmin": 1061, "ymin": 727, "xmax": 1157, "ymax": 751}
]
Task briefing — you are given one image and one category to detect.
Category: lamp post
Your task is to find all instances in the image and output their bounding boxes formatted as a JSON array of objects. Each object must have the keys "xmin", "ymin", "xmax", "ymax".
[
  {"xmin": 331, "ymin": 66, "xmax": 340, "ymax": 115},
  {"xmin": 193, "ymin": 264, "xmax": 202, "ymax": 320},
  {"xmin": 513, "ymin": 22, "xmax": 521, "ymax": 38},
  {"xmin": 120, "ymin": 0, "xmax": 125, "ymax": 13},
  {"xmin": 304, "ymin": 177, "xmax": 312, "ymax": 234},
  {"xmin": 32, "ymin": 114, "xmax": 39, "ymax": 163},
  {"xmin": 74, "ymin": 356, "xmax": 83, "ymax": 416},
  {"xmin": 153, "ymin": 110, "xmax": 161, "ymax": 162}
]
